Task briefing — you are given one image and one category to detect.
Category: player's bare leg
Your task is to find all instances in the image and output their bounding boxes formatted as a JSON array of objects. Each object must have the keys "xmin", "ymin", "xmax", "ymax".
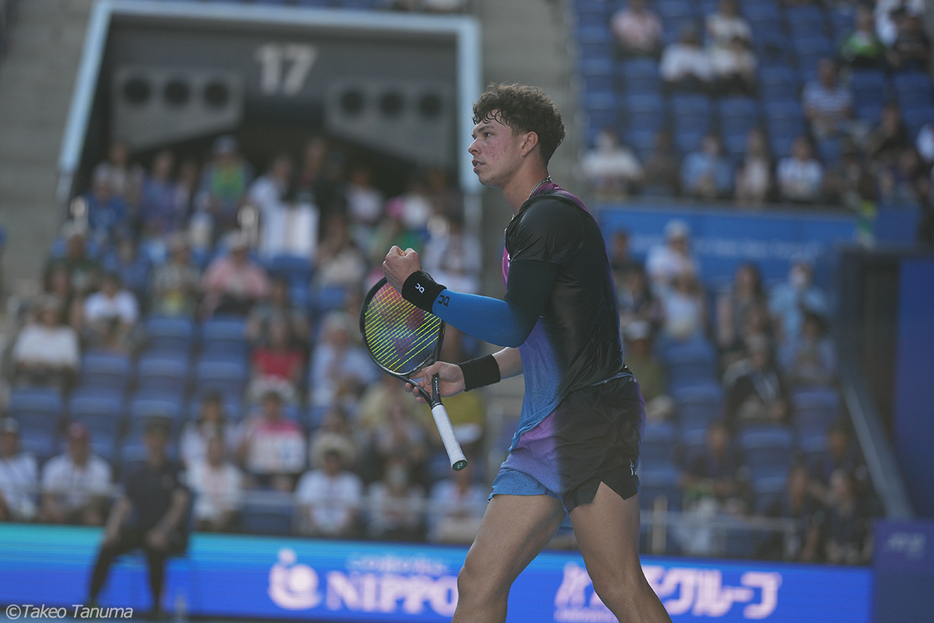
[
  {"xmin": 452, "ymin": 493, "xmax": 566, "ymax": 623},
  {"xmin": 570, "ymin": 483, "xmax": 672, "ymax": 622}
]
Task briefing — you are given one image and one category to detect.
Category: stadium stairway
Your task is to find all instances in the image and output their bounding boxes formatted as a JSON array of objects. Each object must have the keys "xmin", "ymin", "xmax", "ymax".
[{"xmin": 0, "ymin": 0, "xmax": 93, "ymax": 288}]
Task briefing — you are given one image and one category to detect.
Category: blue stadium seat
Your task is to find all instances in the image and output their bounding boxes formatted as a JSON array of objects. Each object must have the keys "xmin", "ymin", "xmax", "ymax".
[
  {"xmin": 718, "ymin": 98, "xmax": 759, "ymax": 146},
  {"xmin": 642, "ymin": 422, "xmax": 677, "ymax": 465},
  {"xmin": 195, "ymin": 358, "xmax": 249, "ymax": 399},
  {"xmin": 241, "ymin": 493, "xmax": 295, "ymax": 536},
  {"xmin": 619, "ymin": 58, "xmax": 661, "ymax": 94},
  {"xmin": 817, "ymin": 137, "xmax": 842, "ymax": 166},
  {"xmin": 18, "ymin": 428, "xmax": 57, "ymax": 462},
  {"xmin": 187, "ymin": 396, "xmax": 243, "ymax": 424},
  {"xmin": 624, "ymin": 93, "xmax": 666, "ymax": 132},
  {"xmin": 582, "ymin": 91, "xmax": 619, "ymax": 132},
  {"xmin": 267, "ymin": 254, "xmax": 313, "ymax": 289},
  {"xmin": 576, "ymin": 26, "xmax": 613, "ymax": 61},
  {"xmin": 849, "ymin": 69, "xmax": 888, "ymax": 117},
  {"xmin": 792, "ymin": 36, "xmax": 835, "ymax": 83},
  {"xmin": 753, "ymin": 30, "xmax": 792, "ymax": 67},
  {"xmin": 626, "ymin": 128, "xmax": 660, "ymax": 163},
  {"xmin": 311, "ymin": 285, "xmax": 350, "ymax": 316},
  {"xmin": 902, "ymin": 106, "xmax": 934, "ymax": 138},
  {"xmin": 785, "ymin": 5, "xmax": 827, "ymax": 36},
  {"xmin": 892, "ymin": 71, "xmax": 933, "ymax": 109},
  {"xmin": 580, "ymin": 57, "xmax": 615, "ymax": 94},
  {"xmin": 674, "ymin": 382, "xmax": 724, "ymax": 432},
  {"xmin": 737, "ymin": 425, "xmax": 794, "ymax": 478},
  {"xmin": 758, "ymin": 66, "xmax": 799, "ymax": 101},
  {"xmin": 638, "ymin": 463, "xmax": 682, "ymax": 511},
  {"xmin": 128, "ymin": 392, "xmax": 184, "ymax": 426},
  {"xmin": 9, "ymin": 387, "xmax": 63, "ymax": 432},
  {"xmin": 576, "ymin": 3, "xmax": 608, "ymax": 29},
  {"xmin": 68, "ymin": 390, "xmax": 124, "ymax": 438},
  {"xmin": 137, "ymin": 354, "xmax": 191, "ymax": 395},
  {"xmin": 791, "ymin": 388, "xmax": 840, "ymax": 436},
  {"xmin": 146, "ymin": 316, "xmax": 196, "ymax": 354},
  {"xmin": 764, "ymin": 99, "xmax": 805, "ymax": 125},
  {"xmin": 78, "ymin": 352, "xmax": 131, "ymax": 394},
  {"xmin": 742, "ymin": 1, "xmax": 781, "ymax": 24},
  {"xmin": 200, "ymin": 316, "xmax": 248, "ymax": 358},
  {"xmin": 674, "ymin": 129, "xmax": 705, "ymax": 155},
  {"xmin": 829, "ymin": 6, "xmax": 856, "ymax": 43}
]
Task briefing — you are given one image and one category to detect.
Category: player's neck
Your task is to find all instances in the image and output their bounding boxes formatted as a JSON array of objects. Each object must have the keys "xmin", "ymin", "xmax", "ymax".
[{"xmin": 503, "ymin": 166, "xmax": 551, "ymax": 213}]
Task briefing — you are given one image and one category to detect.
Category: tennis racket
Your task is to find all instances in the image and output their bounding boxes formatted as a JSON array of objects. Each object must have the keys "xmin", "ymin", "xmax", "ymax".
[{"xmin": 359, "ymin": 277, "xmax": 468, "ymax": 471}]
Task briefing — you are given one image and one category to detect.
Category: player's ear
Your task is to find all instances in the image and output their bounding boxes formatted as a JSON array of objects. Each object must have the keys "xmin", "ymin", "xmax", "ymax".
[{"xmin": 519, "ymin": 131, "xmax": 539, "ymax": 157}]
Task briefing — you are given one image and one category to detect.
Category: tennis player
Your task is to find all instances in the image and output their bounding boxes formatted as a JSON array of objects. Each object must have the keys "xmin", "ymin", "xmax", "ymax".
[{"xmin": 383, "ymin": 84, "xmax": 671, "ymax": 622}]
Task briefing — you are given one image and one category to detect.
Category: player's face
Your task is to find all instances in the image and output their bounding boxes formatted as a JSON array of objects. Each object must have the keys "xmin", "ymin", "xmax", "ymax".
[{"xmin": 469, "ymin": 115, "xmax": 527, "ymax": 188}]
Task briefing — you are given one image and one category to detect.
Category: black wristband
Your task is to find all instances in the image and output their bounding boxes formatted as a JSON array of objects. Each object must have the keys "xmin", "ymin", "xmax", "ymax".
[
  {"xmin": 402, "ymin": 271, "xmax": 445, "ymax": 313},
  {"xmin": 459, "ymin": 354, "xmax": 501, "ymax": 392}
]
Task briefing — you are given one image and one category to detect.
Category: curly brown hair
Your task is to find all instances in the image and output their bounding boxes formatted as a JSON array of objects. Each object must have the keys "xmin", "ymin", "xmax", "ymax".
[{"xmin": 472, "ymin": 83, "xmax": 565, "ymax": 165}]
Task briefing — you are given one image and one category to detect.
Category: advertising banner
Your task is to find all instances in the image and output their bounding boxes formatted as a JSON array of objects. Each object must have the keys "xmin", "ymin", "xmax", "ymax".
[{"xmin": 0, "ymin": 525, "xmax": 871, "ymax": 622}]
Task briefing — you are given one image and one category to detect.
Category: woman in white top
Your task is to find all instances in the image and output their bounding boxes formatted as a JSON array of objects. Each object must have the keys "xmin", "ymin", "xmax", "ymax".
[
  {"xmin": 12, "ymin": 296, "xmax": 79, "ymax": 389},
  {"xmin": 777, "ymin": 136, "xmax": 824, "ymax": 203},
  {"xmin": 706, "ymin": 0, "xmax": 752, "ymax": 50},
  {"xmin": 735, "ymin": 128, "xmax": 773, "ymax": 205}
]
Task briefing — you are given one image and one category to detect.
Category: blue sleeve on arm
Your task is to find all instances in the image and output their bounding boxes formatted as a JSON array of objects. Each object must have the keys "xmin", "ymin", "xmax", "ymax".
[{"xmin": 430, "ymin": 260, "xmax": 558, "ymax": 347}]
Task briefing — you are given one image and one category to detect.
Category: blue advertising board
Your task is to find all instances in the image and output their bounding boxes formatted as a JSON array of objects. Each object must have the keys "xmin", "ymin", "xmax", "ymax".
[
  {"xmin": 873, "ymin": 520, "xmax": 934, "ymax": 623},
  {"xmin": 0, "ymin": 524, "xmax": 871, "ymax": 622}
]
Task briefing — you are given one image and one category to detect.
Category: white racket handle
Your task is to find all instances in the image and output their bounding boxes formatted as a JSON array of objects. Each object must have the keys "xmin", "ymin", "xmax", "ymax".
[{"xmin": 431, "ymin": 404, "xmax": 468, "ymax": 471}]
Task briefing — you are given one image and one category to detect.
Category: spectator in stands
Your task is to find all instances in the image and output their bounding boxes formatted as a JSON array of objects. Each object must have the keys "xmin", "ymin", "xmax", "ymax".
[
  {"xmin": 386, "ymin": 175, "xmax": 433, "ymax": 234},
  {"xmin": 84, "ymin": 168, "xmax": 128, "ymax": 249},
  {"xmin": 735, "ymin": 128, "xmax": 773, "ymax": 206},
  {"xmin": 88, "ymin": 418, "xmax": 190, "ymax": 619},
  {"xmin": 313, "ymin": 214, "xmax": 367, "ymax": 291},
  {"xmin": 810, "ymin": 422, "xmax": 866, "ymax": 491},
  {"xmin": 659, "ymin": 270, "xmax": 708, "ymax": 343},
  {"xmin": 39, "ymin": 422, "xmax": 111, "ymax": 526},
  {"xmin": 92, "ymin": 140, "xmax": 137, "ymax": 204},
  {"xmin": 237, "ymin": 389, "xmax": 306, "ymax": 491},
  {"xmin": 427, "ymin": 460, "xmax": 486, "ymax": 544},
  {"xmin": 422, "ymin": 215, "xmax": 482, "ymax": 295},
  {"xmin": 366, "ymin": 454, "xmax": 425, "ymax": 540},
  {"xmin": 864, "ymin": 103, "xmax": 910, "ymax": 167},
  {"xmin": 758, "ymin": 464, "xmax": 825, "ymax": 562},
  {"xmin": 11, "ymin": 295, "xmax": 79, "ymax": 390},
  {"xmin": 249, "ymin": 318, "xmax": 306, "ymax": 403},
  {"xmin": 308, "ymin": 311, "xmax": 376, "ymax": 409},
  {"xmin": 660, "ymin": 25, "xmax": 714, "ymax": 94},
  {"xmin": 646, "ymin": 219, "xmax": 699, "ymax": 295},
  {"xmin": 610, "ymin": 0, "xmax": 663, "ymax": 58},
  {"xmin": 608, "ymin": 229, "xmax": 641, "ymax": 286},
  {"xmin": 248, "ymin": 154, "xmax": 292, "ymax": 217},
  {"xmin": 716, "ymin": 262, "xmax": 767, "ymax": 357},
  {"xmin": 779, "ymin": 309, "xmax": 837, "ymax": 388},
  {"xmin": 886, "ymin": 11, "xmax": 930, "ymax": 71},
  {"xmin": 358, "ymin": 375, "xmax": 424, "ymax": 455},
  {"xmin": 187, "ymin": 435, "xmax": 244, "ymax": 532},
  {"xmin": 877, "ymin": 146, "xmax": 925, "ymax": 206},
  {"xmin": 151, "ymin": 234, "xmax": 201, "ymax": 318},
  {"xmin": 40, "ymin": 260, "xmax": 82, "ymax": 329},
  {"xmin": 768, "ymin": 257, "xmax": 829, "ymax": 343},
  {"xmin": 309, "ymin": 408, "xmax": 361, "ymax": 473},
  {"xmin": 373, "ymin": 399, "xmax": 428, "ymax": 472},
  {"xmin": 622, "ymin": 321, "xmax": 670, "ymax": 421},
  {"xmin": 109, "ymin": 238, "xmax": 150, "ymax": 308},
  {"xmin": 368, "ymin": 213, "xmax": 423, "ymax": 269},
  {"xmin": 725, "ymin": 335, "xmax": 789, "ymax": 429},
  {"xmin": 58, "ymin": 224, "xmax": 101, "ymax": 295},
  {"xmin": 641, "ymin": 130, "xmax": 681, "ymax": 197},
  {"xmin": 581, "ymin": 128, "xmax": 643, "ymax": 200},
  {"xmin": 824, "ymin": 469, "xmax": 872, "ymax": 565},
  {"xmin": 777, "ymin": 136, "xmax": 824, "ymax": 203},
  {"xmin": 346, "ymin": 164, "xmax": 384, "ymax": 252},
  {"xmin": 180, "ymin": 392, "xmax": 241, "ymax": 469},
  {"xmin": 201, "ymin": 232, "xmax": 271, "ymax": 317},
  {"xmin": 681, "ymin": 133, "xmax": 734, "ymax": 199},
  {"xmin": 295, "ymin": 435, "xmax": 362, "ymax": 538},
  {"xmin": 196, "ymin": 135, "xmax": 253, "ymax": 238},
  {"xmin": 617, "ymin": 264, "xmax": 662, "ymax": 333},
  {"xmin": 840, "ymin": 5, "xmax": 886, "ymax": 69},
  {"xmin": 803, "ymin": 59, "xmax": 853, "ymax": 140},
  {"xmin": 425, "ymin": 167, "xmax": 463, "ymax": 221},
  {"xmin": 246, "ymin": 276, "xmax": 310, "ymax": 348},
  {"xmin": 874, "ymin": 1, "xmax": 925, "ymax": 48},
  {"xmin": 250, "ymin": 155, "xmax": 319, "ymax": 260},
  {"xmin": 706, "ymin": 0, "xmax": 752, "ymax": 50},
  {"xmin": 295, "ymin": 137, "xmax": 344, "ymax": 225},
  {"xmin": 82, "ymin": 272, "xmax": 139, "ymax": 353},
  {"xmin": 0, "ymin": 418, "xmax": 38, "ymax": 522},
  {"xmin": 709, "ymin": 35, "xmax": 757, "ymax": 96},
  {"xmin": 139, "ymin": 149, "xmax": 184, "ymax": 236}
]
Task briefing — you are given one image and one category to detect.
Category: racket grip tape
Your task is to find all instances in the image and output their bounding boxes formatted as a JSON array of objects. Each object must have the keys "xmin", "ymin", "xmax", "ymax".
[{"xmin": 430, "ymin": 404, "xmax": 468, "ymax": 471}]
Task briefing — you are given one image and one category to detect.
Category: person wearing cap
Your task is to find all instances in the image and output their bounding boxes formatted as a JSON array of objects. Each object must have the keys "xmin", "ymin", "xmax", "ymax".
[
  {"xmin": 0, "ymin": 418, "xmax": 39, "ymax": 522},
  {"xmin": 645, "ymin": 219, "xmax": 699, "ymax": 295},
  {"xmin": 83, "ymin": 271, "xmax": 139, "ymax": 352},
  {"xmin": 88, "ymin": 417, "xmax": 189, "ymax": 618},
  {"xmin": 195, "ymin": 135, "xmax": 254, "ymax": 238},
  {"xmin": 39, "ymin": 422, "xmax": 112, "ymax": 525},
  {"xmin": 11, "ymin": 295, "xmax": 80, "ymax": 390},
  {"xmin": 201, "ymin": 231, "xmax": 270, "ymax": 317},
  {"xmin": 294, "ymin": 434, "xmax": 363, "ymax": 537}
]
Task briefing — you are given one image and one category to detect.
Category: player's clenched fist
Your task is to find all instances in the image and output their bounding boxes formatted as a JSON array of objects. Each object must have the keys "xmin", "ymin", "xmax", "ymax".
[{"xmin": 382, "ymin": 245, "xmax": 423, "ymax": 292}]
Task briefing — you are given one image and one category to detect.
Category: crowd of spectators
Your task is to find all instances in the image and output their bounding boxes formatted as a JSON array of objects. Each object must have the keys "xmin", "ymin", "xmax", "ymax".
[
  {"xmin": 582, "ymin": 0, "xmax": 934, "ymax": 244},
  {"xmin": 0, "ymin": 132, "xmax": 487, "ymax": 545},
  {"xmin": 611, "ymin": 220, "xmax": 878, "ymax": 564}
]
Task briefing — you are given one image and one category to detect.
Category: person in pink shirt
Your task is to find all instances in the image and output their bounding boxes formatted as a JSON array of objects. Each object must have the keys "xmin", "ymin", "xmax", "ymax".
[
  {"xmin": 611, "ymin": 0, "xmax": 663, "ymax": 58},
  {"xmin": 201, "ymin": 233, "xmax": 270, "ymax": 317}
]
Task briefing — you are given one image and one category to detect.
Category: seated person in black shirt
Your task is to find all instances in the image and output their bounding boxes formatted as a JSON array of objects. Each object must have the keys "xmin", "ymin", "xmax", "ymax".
[{"xmin": 88, "ymin": 418, "xmax": 190, "ymax": 616}]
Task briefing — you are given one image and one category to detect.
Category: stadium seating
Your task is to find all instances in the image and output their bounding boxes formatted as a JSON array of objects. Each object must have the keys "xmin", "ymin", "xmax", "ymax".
[
  {"xmin": 146, "ymin": 316, "xmax": 196, "ymax": 354},
  {"xmin": 78, "ymin": 352, "xmax": 131, "ymax": 394},
  {"xmin": 240, "ymin": 492, "xmax": 295, "ymax": 536},
  {"xmin": 137, "ymin": 353, "xmax": 191, "ymax": 395}
]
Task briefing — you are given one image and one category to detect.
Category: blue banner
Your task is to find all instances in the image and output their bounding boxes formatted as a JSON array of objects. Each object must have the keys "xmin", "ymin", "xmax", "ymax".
[{"xmin": 0, "ymin": 525, "xmax": 871, "ymax": 622}]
